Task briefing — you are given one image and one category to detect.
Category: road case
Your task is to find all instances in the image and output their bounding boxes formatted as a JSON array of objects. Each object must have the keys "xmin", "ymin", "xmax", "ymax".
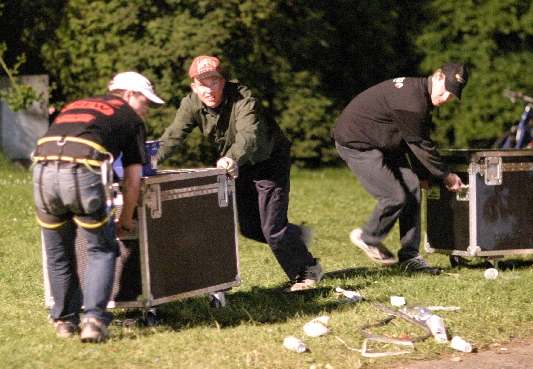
[
  {"xmin": 43, "ymin": 168, "xmax": 240, "ymax": 314},
  {"xmin": 424, "ymin": 149, "xmax": 533, "ymax": 265}
]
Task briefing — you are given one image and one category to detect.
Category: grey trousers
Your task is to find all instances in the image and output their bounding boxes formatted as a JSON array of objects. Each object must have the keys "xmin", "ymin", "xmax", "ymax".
[{"xmin": 335, "ymin": 142, "xmax": 421, "ymax": 262}]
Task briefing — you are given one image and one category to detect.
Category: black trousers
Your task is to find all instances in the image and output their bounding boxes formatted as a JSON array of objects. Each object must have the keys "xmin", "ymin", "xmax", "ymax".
[{"xmin": 235, "ymin": 153, "xmax": 314, "ymax": 280}]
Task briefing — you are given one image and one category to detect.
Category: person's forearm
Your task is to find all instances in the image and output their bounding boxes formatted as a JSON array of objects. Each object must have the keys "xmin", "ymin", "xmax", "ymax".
[
  {"xmin": 158, "ymin": 103, "xmax": 196, "ymax": 163},
  {"xmin": 118, "ymin": 164, "xmax": 142, "ymax": 230}
]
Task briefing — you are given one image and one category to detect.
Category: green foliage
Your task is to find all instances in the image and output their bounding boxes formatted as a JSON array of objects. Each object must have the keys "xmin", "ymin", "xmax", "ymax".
[
  {"xmin": 416, "ymin": 0, "xmax": 533, "ymax": 148},
  {"xmin": 0, "ymin": 44, "xmax": 44, "ymax": 112},
  {"xmin": 37, "ymin": 0, "xmax": 427, "ymax": 167},
  {"xmin": 277, "ymin": 71, "xmax": 335, "ymax": 167},
  {"xmin": 10, "ymin": 0, "xmax": 533, "ymax": 161}
]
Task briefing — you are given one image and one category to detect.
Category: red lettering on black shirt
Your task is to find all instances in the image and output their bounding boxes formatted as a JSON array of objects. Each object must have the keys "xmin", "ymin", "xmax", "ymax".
[
  {"xmin": 63, "ymin": 100, "xmax": 115, "ymax": 116},
  {"xmin": 55, "ymin": 114, "xmax": 96, "ymax": 124}
]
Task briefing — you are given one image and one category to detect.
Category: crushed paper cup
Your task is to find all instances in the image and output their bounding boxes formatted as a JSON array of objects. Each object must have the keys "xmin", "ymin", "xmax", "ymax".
[
  {"xmin": 335, "ymin": 287, "xmax": 362, "ymax": 302},
  {"xmin": 303, "ymin": 316, "xmax": 331, "ymax": 337},
  {"xmin": 450, "ymin": 336, "xmax": 472, "ymax": 353},
  {"xmin": 390, "ymin": 296, "xmax": 406, "ymax": 306},
  {"xmin": 484, "ymin": 268, "xmax": 498, "ymax": 279},
  {"xmin": 283, "ymin": 336, "xmax": 306, "ymax": 353}
]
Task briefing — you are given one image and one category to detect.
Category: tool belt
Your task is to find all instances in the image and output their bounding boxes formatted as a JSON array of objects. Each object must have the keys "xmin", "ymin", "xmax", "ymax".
[
  {"xmin": 32, "ymin": 136, "xmax": 112, "ymax": 167},
  {"xmin": 33, "ymin": 136, "xmax": 116, "ymax": 229}
]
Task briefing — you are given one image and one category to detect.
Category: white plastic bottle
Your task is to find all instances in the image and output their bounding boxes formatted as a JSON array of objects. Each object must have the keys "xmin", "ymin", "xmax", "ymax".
[
  {"xmin": 427, "ymin": 314, "xmax": 448, "ymax": 343},
  {"xmin": 402, "ymin": 303, "xmax": 432, "ymax": 322},
  {"xmin": 283, "ymin": 336, "xmax": 306, "ymax": 353}
]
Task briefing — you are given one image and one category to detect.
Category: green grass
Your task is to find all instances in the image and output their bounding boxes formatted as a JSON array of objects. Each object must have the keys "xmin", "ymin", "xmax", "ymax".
[{"xmin": 1, "ymin": 156, "xmax": 533, "ymax": 369}]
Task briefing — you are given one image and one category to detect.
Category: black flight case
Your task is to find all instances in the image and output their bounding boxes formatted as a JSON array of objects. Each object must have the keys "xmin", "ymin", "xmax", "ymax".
[
  {"xmin": 43, "ymin": 168, "xmax": 240, "ymax": 324},
  {"xmin": 424, "ymin": 149, "xmax": 533, "ymax": 267}
]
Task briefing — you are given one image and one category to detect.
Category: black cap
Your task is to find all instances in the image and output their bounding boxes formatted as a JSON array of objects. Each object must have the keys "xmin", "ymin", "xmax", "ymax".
[{"xmin": 441, "ymin": 62, "xmax": 468, "ymax": 99}]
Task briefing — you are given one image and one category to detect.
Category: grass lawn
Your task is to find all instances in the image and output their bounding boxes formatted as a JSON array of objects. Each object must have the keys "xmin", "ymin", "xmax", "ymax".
[{"xmin": 1, "ymin": 155, "xmax": 532, "ymax": 369}]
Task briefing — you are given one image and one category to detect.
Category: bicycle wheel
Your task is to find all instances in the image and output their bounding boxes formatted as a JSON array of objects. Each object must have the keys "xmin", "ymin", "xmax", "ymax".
[{"xmin": 492, "ymin": 130, "xmax": 515, "ymax": 149}]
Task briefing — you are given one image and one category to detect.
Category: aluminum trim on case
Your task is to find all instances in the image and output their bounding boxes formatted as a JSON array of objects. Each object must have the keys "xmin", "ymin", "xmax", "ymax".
[
  {"xmin": 217, "ymin": 174, "xmax": 229, "ymax": 207},
  {"xmin": 158, "ymin": 183, "xmax": 220, "ymax": 201},
  {"xmin": 150, "ymin": 281, "xmax": 239, "ymax": 307},
  {"xmin": 145, "ymin": 181, "xmax": 232, "ymax": 210},
  {"xmin": 423, "ymin": 230, "xmax": 435, "ymax": 254},
  {"xmin": 468, "ymin": 163, "xmax": 478, "ymax": 256},
  {"xmin": 136, "ymin": 197, "xmax": 153, "ymax": 309},
  {"xmin": 142, "ymin": 168, "xmax": 227, "ymax": 185}
]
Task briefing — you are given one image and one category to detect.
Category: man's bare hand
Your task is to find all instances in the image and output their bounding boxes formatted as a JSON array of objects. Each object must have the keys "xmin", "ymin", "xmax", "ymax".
[
  {"xmin": 443, "ymin": 173, "xmax": 464, "ymax": 192},
  {"xmin": 216, "ymin": 157, "xmax": 239, "ymax": 178}
]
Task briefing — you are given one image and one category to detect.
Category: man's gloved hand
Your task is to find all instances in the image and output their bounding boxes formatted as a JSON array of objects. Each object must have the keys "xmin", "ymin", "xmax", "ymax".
[{"xmin": 216, "ymin": 157, "xmax": 239, "ymax": 179}]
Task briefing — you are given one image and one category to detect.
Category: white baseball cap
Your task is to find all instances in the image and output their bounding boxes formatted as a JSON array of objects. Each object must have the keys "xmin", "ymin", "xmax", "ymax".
[{"xmin": 108, "ymin": 71, "xmax": 164, "ymax": 106}]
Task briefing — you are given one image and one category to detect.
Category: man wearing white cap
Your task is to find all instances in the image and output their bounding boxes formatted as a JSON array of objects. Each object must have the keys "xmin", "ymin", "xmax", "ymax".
[{"xmin": 32, "ymin": 71, "xmax": 164, "ymax": 342}]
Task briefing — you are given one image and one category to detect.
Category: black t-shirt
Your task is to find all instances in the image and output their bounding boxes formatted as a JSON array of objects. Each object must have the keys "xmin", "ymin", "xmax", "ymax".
[
  {"xmin": 332, "ymin": 77, "xmax": 449, "ymax": 179},
  {"xmin": 44, "ymin": 94, "xmax": 147, "ymax": 167}
]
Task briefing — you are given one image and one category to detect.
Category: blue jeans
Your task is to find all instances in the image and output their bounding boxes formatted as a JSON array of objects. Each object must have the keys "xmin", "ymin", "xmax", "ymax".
[
  {"xmin": 33, "ymin": 162, "xmax": 117, "ymax": 326},
  {"xmin": 335, "ymin": 142, "xmax": 421, "ymax": 262}
]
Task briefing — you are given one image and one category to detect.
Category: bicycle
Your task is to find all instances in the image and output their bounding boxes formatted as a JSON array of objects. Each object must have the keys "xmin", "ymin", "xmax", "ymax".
[{"xmin": 491, "ymin": 89, "xmax": 533, "ymax": 149}]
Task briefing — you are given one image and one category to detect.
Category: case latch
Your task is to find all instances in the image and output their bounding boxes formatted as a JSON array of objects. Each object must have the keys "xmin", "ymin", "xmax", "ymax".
[
  {"xmin": 485, "ymin": 157, "xmax": 503, "ymax": 185},
  {"xmin": 217, "ymin": 174, "xmax": 229, "ymax": 207},
  {"xmin": 148, "ymin": 184, "xmax": 162, "ymax": 218},
  {"xmin": 456, "ymin": 185, "xmax": 469, "ymax": 201}
]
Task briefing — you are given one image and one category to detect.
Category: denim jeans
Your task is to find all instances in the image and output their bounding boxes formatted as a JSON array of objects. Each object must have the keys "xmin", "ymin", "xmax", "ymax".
[
  {"xmin": 33, "ymin": 162, "xmax": 117, "ymax": 326},
  {"xmin": 335, "ymin": 142, "xmax": 421, "ymax": 262}
]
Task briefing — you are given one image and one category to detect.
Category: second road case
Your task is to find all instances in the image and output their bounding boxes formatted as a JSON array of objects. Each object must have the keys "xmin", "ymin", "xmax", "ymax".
[
  {"xmin": 43, "ymin": 168, "xmax": 240, "ymax": 318},
  {"xmin": 424, "ymin": 149, "xmax": 533, "ymax": 266}
]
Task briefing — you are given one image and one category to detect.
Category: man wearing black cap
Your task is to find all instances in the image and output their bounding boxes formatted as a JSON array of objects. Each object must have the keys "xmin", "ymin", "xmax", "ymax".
[{"xmin": 331, "ymin": 62, "xmax": 468, "ymax": 274}]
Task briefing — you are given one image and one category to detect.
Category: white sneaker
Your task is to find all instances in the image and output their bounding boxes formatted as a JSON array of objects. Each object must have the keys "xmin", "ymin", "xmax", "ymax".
[{"xmin": 349, "ymin": 228, "xmax": 397, "ymax": 265}]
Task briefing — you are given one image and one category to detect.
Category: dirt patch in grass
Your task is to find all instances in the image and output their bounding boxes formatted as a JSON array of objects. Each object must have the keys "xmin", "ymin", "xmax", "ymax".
[{"xmin": 385, "ymin": 336, "xmax": 533, "ymax": 369}]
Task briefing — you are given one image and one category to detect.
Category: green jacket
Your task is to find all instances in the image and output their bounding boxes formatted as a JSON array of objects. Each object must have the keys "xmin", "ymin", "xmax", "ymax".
[{"xmin": 158, "ymin": 82, "xmax": 287, "ymax": 166}]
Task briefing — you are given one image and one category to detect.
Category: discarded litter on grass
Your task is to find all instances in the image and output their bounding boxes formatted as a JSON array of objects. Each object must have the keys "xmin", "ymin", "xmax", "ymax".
[
  {"xmin": 390, "ymin": 295, "xmax": 406, "ymax": 306},
  {"xmin": 335, "ymin": 336, "xmax": 413, "ymax": 357},
  {"xmin": 283, "ymin": 336, "xmax": 306, "ymax": 353},
  {"xmin": 303, "ymin": 316, "xmax": 331, "ymax": 337},
  {"xmin": 335, "ymin": 287, "xmax": 362, "ymax": 303},
  {"xmin": 427, "ymin": 305, "xmax": 461, "ymax": 311}
]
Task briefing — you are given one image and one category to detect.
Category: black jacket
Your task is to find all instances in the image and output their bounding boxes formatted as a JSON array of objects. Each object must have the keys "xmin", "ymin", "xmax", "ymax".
[{"xmin": 332, "ymin": 77, "xmax": 449, "ymax": 179}]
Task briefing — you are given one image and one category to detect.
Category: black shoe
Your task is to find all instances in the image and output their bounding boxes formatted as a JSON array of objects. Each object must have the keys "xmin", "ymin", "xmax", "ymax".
[
  {"xmin": 400, "ymin": 255, "xmax": 440, "ymax": 275},
  {"xmin": 80, "ymin": 317, "xmax": 112, "ymax": 343},
  {"xmin": 289, "ymin": 258, "xmax": 325, "ymax": 291},
  {"xmin": 54, "ymin": 320, "xmax": 77, "ymax": 338}
]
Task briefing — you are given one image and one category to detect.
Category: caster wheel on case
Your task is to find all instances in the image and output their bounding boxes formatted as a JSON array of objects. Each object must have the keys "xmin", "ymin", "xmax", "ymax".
[
  {"xmin": 143, "ymin": 309, "xmax": 157, "ymax": 326},
  {"xmin": 209, "ymin": 292, "xmax": 227, "ymax": 309},
  {"xmin": 450, "ymin": 256, "xmax": 460, "ymax": 268},
  {"xmin": 450, "ymin": 255, "xmax": 470, "ymax": 268}
]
